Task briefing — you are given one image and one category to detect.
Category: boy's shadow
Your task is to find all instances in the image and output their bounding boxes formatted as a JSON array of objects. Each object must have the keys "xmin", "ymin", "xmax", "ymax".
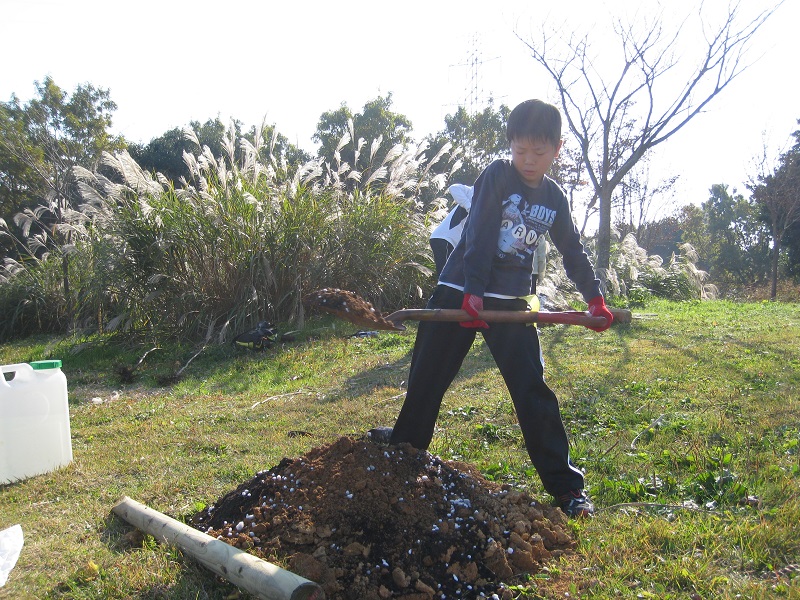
[{"xmin": 335, "ymin": 328, "xmax": 504, "ymax": 403}]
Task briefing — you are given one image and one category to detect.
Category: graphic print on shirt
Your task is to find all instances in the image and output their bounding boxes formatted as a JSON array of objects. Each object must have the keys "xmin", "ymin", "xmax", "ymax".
[{"xmin": 496, "ymin": 194, "xmax": 557, "ymax": 263}]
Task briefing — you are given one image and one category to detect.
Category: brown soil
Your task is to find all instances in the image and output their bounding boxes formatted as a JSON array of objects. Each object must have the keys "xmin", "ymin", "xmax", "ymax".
[{"xmin": 191, "ymin": 436, "xmax": 576, "ymax": 600}]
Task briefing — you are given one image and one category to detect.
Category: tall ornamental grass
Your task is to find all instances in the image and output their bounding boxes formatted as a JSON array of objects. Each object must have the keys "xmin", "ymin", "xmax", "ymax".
[
  {"xmin": 0, "ymin": 248, "xmax": 65, "ymax": 335},
  {"xmin": 69, "ymin": 123, "xmax": 452, "ymax": 341},
  {"xmin": 537, "ymin": 232, "xmax": 715, "ymax": 310},
  {"xmin": 605, "ymin": 233, "xmax": 717, "ymax": 305},
  {"xmin": 0, "ymin": 197, "xmax": 117, "ymax": 337}
]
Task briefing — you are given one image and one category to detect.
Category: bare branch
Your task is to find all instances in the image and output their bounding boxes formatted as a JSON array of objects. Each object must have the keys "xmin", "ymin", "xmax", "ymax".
[
  {"xmin": 516, "ymin": 1, "xmax": 783, "ymax": 276},
  {"xmin": 648, "ymin": 2, "xmax": 779, "ymax": 146}
]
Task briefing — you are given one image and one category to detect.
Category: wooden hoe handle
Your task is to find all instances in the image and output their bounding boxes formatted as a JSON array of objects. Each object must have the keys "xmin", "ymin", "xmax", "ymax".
[{"xmin": 383, "ymin": 308, "xmax": 631, "ymax": 331}]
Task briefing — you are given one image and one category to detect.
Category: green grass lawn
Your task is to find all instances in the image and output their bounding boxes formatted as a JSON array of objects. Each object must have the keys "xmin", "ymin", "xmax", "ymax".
[{"xmin": 1, "ymin": 299, "xmax": 799, "ymax": 599}]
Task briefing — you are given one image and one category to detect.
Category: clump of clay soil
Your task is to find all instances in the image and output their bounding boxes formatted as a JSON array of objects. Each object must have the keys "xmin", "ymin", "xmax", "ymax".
[
  {"xmin": 191, "ymin": 436, "xmax": 576, "ymax": 599},
  {"xmin": 302, "ymin": 288, "xmax": 401, "ymax": 331}
]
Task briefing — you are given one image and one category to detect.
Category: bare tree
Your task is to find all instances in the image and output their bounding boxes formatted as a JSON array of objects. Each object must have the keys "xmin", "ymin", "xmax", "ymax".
[{"xmin": 518, "ymin": 1, "xmax": 782, "ymax": 289}]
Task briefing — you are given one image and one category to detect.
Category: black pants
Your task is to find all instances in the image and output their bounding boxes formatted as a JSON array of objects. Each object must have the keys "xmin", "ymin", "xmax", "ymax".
[
  {"xmin": 390, "ymin": 285, "xmax": 584, "ymax": 497},
  {"xmin": 430, "ymin": 238, "xmax": 454, "ymax": 279}
]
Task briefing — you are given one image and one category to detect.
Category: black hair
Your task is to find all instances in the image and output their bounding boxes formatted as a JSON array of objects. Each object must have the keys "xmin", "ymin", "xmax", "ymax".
[{"xmin": 506, "ymin": 99, "xmax": 562, "ymax": 146}]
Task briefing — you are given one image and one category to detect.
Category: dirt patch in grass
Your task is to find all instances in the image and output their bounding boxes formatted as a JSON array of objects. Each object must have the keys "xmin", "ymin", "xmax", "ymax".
[{"xmin": 191, "ymin": 435, "xmax": 575, "ymax": 599}]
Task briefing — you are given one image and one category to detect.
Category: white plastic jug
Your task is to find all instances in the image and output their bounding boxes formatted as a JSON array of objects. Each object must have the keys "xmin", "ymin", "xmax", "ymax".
[{"xmin": 0, "ymin": 360, "xmax": 72, "ymax": 484}]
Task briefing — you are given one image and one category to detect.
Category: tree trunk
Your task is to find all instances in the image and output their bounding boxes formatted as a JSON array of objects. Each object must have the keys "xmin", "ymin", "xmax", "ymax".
[
  {"xmin": 771, "ymin": 237, "xmax": 780, "ymax": 300},
  {"xmin": 596, "ymin": 187, "xmax": 613, "ymax": 293}
]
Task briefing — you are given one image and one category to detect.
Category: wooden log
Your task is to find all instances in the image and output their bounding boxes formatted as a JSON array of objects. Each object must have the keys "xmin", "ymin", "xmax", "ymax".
[{"xmin": 112, "ymin": 496, "xmax": 324, "ymax": 600}]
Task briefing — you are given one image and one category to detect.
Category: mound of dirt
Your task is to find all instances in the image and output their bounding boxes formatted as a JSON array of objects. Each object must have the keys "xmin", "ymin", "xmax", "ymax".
[{"xmin": 191, "ymin": 436, "xmax": 576, "ymax": 599}]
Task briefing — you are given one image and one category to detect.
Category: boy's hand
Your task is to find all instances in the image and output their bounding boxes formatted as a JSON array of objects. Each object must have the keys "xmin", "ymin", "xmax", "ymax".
[
  {"xmin": 587, "ymin": 296, "xmax": 613, "ymax": 332},
  {"xmin": 461, "ymin": 293, "xmax": 489, "ymax": 329}
]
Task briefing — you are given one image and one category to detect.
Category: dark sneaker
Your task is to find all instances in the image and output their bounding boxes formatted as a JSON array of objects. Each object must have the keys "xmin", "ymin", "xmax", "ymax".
[{"xmin": 558, "ymin": 489, "xmax": 595, "ymax": 518}]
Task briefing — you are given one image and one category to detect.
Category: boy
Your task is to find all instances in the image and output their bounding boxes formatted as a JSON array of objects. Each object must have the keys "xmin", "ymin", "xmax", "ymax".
[{"xmin": 389, "ymin": 99, "xmax": 614, "ymax": 518}]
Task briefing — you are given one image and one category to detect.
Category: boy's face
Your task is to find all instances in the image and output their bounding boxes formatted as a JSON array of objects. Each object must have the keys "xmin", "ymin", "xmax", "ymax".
[{"xmin": 510, "ymin": 137, "xmax": 562, "ymax": 187}]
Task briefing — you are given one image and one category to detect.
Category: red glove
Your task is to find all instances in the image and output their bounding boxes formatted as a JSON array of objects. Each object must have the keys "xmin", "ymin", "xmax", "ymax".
[
  {"xmin": 587, "ymin": 296, "xmax": 613, "ymax": 332},
  {"xmin": 460, "ymin": 293, "xmax": 489, "ymax": 329}
]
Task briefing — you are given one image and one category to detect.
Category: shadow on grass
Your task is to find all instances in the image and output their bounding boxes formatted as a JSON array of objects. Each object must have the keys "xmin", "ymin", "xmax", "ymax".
[
  {"xmin": 335, "ymin": 327, "xmax": 512, "ymax": 404},
  {"xmin": 541, "ymin": 308, "xmax": 800, "ymax": 396}
]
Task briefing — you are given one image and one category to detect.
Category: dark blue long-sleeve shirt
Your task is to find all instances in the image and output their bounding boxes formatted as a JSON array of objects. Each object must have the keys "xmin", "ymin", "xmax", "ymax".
[{"xmin": 439, "ymin": 159, "xmax": 602, "ymax": 302}]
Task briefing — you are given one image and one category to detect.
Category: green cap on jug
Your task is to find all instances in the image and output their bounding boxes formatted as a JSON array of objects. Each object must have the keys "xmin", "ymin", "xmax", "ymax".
[{"xmin": 30, "ymin": 360, "xmax": 62, "ymax": 370}]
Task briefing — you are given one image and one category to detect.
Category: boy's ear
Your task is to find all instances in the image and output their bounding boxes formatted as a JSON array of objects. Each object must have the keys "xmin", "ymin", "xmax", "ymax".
[{"xmin": 555, "ymin": 139, "xmax": 563, "ymax": 156}]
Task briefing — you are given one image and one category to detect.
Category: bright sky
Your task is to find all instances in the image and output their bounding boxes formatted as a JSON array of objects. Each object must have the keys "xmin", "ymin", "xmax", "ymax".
[{"xmin": 2, "ymin": 0, "xmax": 797, "ymax": 211}]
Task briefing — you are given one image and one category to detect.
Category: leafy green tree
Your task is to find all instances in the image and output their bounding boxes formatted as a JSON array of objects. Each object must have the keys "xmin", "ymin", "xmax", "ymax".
[
  {"xmin": 9, "ymin": 77, "xmax": 120, "ymax": 194},
  {"xmin": 130, "ymin": 117, "xmax": 242, "ymax": 182},
  {"xmin": 313, "ymin": 93, "xmax": 412, "ymax": 170},
  {"xmin": 130, "ymin": 117, "xmax": 310, "ymax": 184},
  {"xmin": 786, "ymin": 220, "xmax": 800, "ymax": 278},
  {"xmin": 748, "ymin": 122, "xmax": 800, "ymax": 298},
  {"xmin": 674, "ymin": 204, "xmax": 709, "ymax": 269},
  {"xmin": 425, "ymin": 101, "xmax": 510, "ymax": 185},
  {"xmin": 0, "ymin": 106, "xmax": 44, "ymax": 256},
  {"xmin": 0, "ymin": 77, "xmax": 122, "ymax": 216},
  {"xmin": 127, "ymin": 127, "xmax": 188, "ymax": 182},
  {"xmin": 681, "ymin": 184, "xmax": 771, "ymax": 292},
  {"xmin": 0, "ymin": 76, "xmax": 123, "ymax": 323}
]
